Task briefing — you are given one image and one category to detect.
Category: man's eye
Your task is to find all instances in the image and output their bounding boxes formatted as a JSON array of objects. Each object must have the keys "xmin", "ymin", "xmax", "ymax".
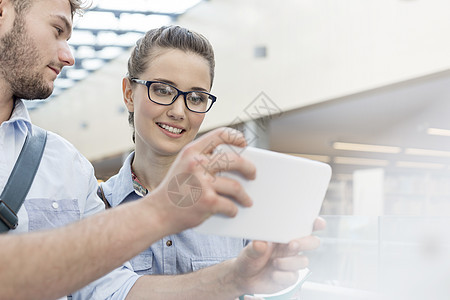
[{"xmin": 55, "ymin": 27, "xmax": 63, "ymax": 35}]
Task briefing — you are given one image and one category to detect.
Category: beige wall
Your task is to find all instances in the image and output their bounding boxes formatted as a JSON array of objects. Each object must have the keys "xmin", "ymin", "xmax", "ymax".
[{"xmin": 30, "ymin": 0, "xmax": 450, "ymax": 161}]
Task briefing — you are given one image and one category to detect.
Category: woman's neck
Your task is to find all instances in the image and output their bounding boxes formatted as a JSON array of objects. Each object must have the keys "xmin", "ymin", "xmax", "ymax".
[{"xmin": 131, "ymin": 147, "xmax": 177, "ymax": 192}]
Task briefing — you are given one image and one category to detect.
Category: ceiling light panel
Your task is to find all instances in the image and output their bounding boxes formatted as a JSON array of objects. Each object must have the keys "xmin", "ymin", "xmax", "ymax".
[
  {"xmin": 332, "ymin": 142, "xmax": 402, "ymax": 154},
  {"xmin": 427, "ymin": 127, "xmax": 450, "ymax": 137},
  {"xmin": 334, "ymin": 156, "xmax": 389, "ymax": 166},
  {"xmin": 405, "ymin": 148, "xmax": 450, "ymax": 157}
]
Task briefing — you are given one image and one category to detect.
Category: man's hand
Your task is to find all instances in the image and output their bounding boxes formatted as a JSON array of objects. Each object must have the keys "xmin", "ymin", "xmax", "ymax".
[
  {"xmin": 232, "ymin": 217, "xmax": 326, "ymax": 296},
  {"xmin": 148, "ymin": 127, "xmax": 256, "ymax": 235}
]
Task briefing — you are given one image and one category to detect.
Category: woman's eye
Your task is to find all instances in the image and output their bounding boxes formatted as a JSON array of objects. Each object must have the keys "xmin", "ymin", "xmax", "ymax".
[
  {"xmin": 159, "ymin": 88, "xmax": 169, "ymax": 95},
  {"xmin": 188, "ymin": 93, "xmax": 206, "ymax": 104},
  {"xmin": 153, "ymin": 86, "xmax": 173, "ymax": 96}
]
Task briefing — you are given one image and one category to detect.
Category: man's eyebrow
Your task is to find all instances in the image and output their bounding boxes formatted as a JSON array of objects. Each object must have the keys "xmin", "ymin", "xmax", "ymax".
[{"xmin": 52, "ymin": 14, "xmax": 73, "ymax": 38}]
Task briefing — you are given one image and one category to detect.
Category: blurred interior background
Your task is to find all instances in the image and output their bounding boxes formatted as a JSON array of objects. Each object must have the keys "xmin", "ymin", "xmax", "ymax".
[{"xmin": 27, "ymin": 0, "xmax": 450, "ymax": 298}]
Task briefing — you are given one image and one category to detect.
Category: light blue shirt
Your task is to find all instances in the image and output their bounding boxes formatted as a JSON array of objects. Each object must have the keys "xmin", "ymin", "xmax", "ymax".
[
  {"xmin": 0, "ymin": 100, "xmax": 139, "ymax": 299},
  {"xmin": 101, "ymin": 152, "xmax": 248, "ymax": 275}
]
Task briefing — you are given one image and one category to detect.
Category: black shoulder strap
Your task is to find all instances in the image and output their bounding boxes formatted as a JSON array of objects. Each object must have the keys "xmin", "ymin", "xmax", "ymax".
[{"xmin": 0, "ymin": 125, "xmax": 47, "ymax": 232}]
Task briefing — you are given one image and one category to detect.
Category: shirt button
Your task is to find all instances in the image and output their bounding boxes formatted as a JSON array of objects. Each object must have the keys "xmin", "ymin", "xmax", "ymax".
[
  {"xmin": 52, "ymin": 202, "xmax": 59, "ymax": 209},
  {"xmin": 166, "ymin": 240, "xmax": 173, "ymax": 247}
]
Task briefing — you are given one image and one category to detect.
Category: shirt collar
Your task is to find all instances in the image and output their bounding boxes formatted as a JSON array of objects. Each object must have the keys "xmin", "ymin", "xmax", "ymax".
[
  {"xmin": 108, "ymin": 151, "xmax": 137, "ymax": 207},
  {"xmin": 3, "ymin": 99, "xmax": 33, "ymax": 133}
]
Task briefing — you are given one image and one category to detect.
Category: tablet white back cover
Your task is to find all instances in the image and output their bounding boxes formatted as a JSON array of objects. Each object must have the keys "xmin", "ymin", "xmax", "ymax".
[{"xmin": 194, "ymin": 146, "xmax": 332, "ymax": 243}]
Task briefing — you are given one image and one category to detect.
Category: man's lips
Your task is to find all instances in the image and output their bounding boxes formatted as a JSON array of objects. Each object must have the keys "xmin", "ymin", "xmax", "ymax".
[{"xmin": 48, "ymin": 66, "xmax": 60, "ymax": 75}]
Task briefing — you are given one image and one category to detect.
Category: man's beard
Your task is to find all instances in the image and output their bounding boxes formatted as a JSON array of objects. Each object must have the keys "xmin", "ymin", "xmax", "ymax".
[{"xmin": 0, "ymin": 15, "xmax": 53, "ymax": 100}]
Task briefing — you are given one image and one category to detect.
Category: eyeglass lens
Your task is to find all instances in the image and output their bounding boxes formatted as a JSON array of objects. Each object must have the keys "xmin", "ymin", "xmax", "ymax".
[{"xmin": 149, "ymin": 82, "xmax": 213, "ymax": 112}]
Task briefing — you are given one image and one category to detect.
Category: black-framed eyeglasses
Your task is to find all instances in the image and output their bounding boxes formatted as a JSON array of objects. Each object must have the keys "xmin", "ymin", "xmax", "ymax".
[{"xmin": 131, "ymin": 79, "xmax": 217, "ymax": 113}]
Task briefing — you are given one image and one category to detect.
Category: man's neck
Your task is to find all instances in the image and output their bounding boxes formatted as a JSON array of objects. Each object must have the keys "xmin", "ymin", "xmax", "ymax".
[
  {"xmin": 0, "ymin": 97, "xmax": 14, "ymax": 125},
  {"xmin": 0, "ymin": 80, "xmax": 15, "ymax": 124}
]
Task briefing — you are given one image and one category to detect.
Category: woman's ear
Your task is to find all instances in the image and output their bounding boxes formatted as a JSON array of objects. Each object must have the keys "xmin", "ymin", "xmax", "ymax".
[{"xmin": 122, "ymin": 77, "xmax": 134, "ymax": 113}]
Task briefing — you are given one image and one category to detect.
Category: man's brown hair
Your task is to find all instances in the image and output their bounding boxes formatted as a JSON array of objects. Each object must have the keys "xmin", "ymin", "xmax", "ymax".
[{"xmin": 11, "ymin": 0, "xmax": 89, "ymax": 18}]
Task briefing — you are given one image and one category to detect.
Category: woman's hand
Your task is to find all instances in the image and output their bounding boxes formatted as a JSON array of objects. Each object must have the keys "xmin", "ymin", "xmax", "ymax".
[{"xmin": 231, "ymin": 217, "xmax": 326, "ymax": 296}]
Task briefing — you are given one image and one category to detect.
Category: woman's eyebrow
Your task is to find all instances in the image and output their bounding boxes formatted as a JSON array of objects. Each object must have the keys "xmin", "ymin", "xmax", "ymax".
[{"xmin": 153, "ymin": 78, "xmax": 208, "ymax": 92}]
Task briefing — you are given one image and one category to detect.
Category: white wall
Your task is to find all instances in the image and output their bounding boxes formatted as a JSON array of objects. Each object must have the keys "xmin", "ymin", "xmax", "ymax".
[
  {"xmin": 182, "ymin": 0, "xmax": 450, "ymax": 130},
  {"xmin": 30, "ymin": 0, "xmax": 450, "ymax": 161}
]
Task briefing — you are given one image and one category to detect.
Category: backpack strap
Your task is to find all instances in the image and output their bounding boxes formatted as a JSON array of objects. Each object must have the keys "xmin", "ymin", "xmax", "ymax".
[{"xmin": 0, "ymin": 126, "xmax": 47, "ymax": 232}]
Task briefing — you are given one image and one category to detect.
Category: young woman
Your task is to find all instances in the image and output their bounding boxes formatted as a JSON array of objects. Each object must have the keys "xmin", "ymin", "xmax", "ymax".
[
  {"xmin": 98, "ymin": 28, "xmax": 325, "ymax": 298},
  {"xmin": 99, "ymin": 25, "xmax": 248, "ymax": 276}
]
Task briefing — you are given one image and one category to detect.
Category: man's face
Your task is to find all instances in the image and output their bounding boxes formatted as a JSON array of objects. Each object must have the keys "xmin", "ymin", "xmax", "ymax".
[
  {"xmin": 0, "ymin": 0, "xmax": 74, "ymax": 100},
  {"xmin": 0, "ymin": 14, "xmax": 48, "ymax": 99}
]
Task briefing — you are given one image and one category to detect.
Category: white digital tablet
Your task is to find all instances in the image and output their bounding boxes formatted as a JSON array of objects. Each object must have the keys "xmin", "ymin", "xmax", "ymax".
[{"xmin": 194, "ymin": 145, "xmax": 332, "ymax": 243}]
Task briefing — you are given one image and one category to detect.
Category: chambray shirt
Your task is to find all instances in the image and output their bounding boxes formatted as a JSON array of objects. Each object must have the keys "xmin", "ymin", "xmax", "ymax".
[
  {"xmin": 101, "ymin": 152, "xmax": 248, "ymax": 275},
  {"xmin": 0, "ymin": 100, "xmax": 139, "ymax": 300}
]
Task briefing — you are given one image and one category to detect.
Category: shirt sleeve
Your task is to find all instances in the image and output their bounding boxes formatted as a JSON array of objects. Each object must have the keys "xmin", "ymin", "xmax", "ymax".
[
  {"xmin": 66, "ymin": 143, "xmax": 140, "ymax": 299},
  {"xmin": 80, "ymin": 156, "xmax": 108, "ymax": 217},
  {"xmin": 69, "ymin": 262, "xmax": 141, "ymax": 300}
]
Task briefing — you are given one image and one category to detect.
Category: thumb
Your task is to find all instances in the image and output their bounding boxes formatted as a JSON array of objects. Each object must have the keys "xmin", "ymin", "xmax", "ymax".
[{"xmin": 246, "ymin": 241, "xmax": 271, "ymax": 259}]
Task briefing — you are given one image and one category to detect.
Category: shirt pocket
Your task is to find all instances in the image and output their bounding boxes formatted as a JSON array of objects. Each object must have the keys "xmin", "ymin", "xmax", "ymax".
[
  {"xmin": 25, "ymin": 198, "xmax": 80, "ymax": 231},
  {"xmin": 191, "ymin": 257, "xmax": 233, "ymax": 272},
  {"xmin": 130, "ymin": 252, "xmax": 154, "ymax": 275}
]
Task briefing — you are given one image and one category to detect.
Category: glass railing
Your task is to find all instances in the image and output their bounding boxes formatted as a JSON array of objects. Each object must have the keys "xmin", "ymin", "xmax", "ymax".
[{"xmin": 303, "ymin": 215, "xmax": 450, "ymax": 300}]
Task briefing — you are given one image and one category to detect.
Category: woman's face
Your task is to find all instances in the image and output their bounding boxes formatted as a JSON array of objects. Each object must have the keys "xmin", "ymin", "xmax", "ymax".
[{"xmin": 124, "ymin": 48, "xmax": 211, "ymax": 156}]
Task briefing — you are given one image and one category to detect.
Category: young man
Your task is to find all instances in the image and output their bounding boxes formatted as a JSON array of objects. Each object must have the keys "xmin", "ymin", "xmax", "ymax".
[{"xmin": 0, "ymin": 0, "xmax": 325, "ymax": 299}]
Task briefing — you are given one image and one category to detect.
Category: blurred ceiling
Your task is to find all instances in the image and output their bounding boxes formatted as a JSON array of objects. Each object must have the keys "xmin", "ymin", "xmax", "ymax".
[{"xmin": 269, "ymin": 70, "xmax": 450, "ymax": 179}]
